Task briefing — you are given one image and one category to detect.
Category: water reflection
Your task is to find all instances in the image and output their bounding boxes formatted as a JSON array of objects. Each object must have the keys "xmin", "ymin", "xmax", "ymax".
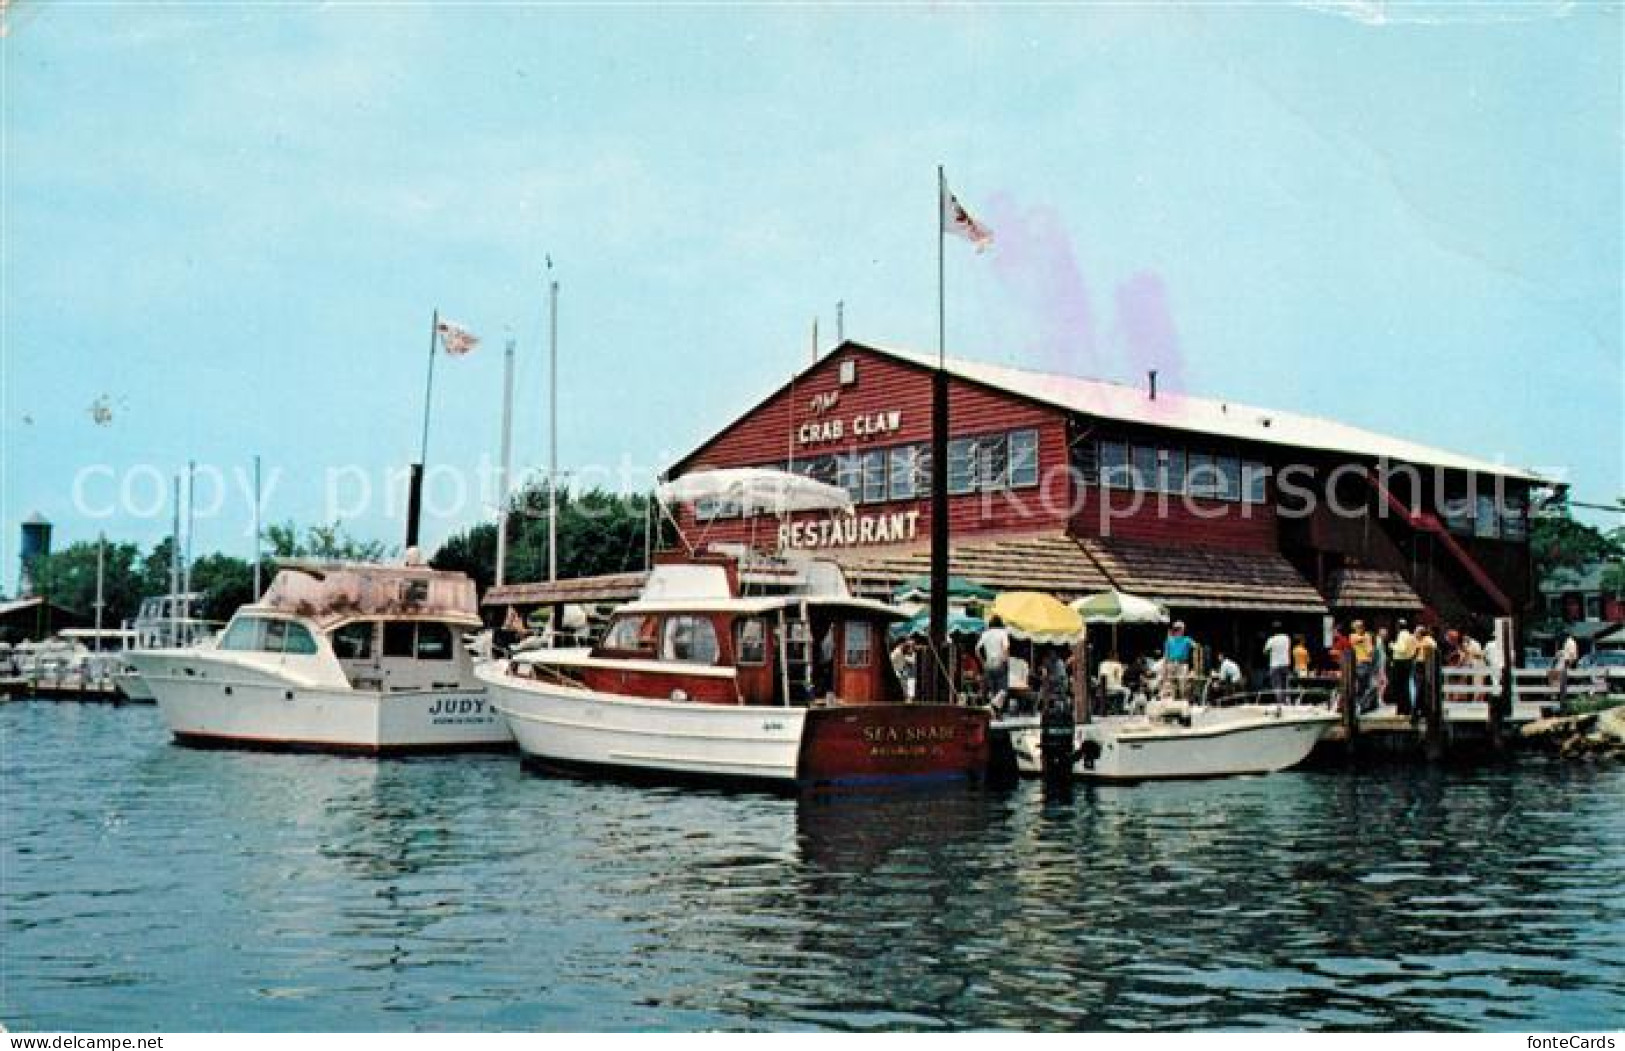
[{"xmin": 3, "ymin": 702, "xmax": 1622, "ymax": 1031}]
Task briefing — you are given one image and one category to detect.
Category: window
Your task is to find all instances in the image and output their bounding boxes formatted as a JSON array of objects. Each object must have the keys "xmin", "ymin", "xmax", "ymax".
[
  {"xmin": 836, "ymin": 454, "xmax": 862, "ymax": 503},
  {"xmin": 1100, "ymin": 441, "xmax": 1131, "ymax": 488},
  {"xmin": 1132, "ymin": 445, "xmax": 1158, "ymax": 492},
  {"xmin": 1586, "ymin": 595, "xmax": 1603, "ymax": 620},
  {"xmin": 948, "ymin": 438, "xmax": 977, "ymax": 495},
  {"xmin": 978, "ymin": 433, "xmax": 1009, "ymax": 491},
  {"xmin": 602, "ymin": 615, "xmax": 655, "ymax": 654},
  {"xmin": 333, "ymin": 622, "xmax": 374, "ymax": 660},
  {"xmin": 1188, "ymin": 452, "xmax": 1218, "ymax": 498},
  {"xmin": 661, "ymin": 615, "xmax": 720, "ymax": 664},
  {"xmin": 1216, "ymin": 455, "xmax": 1241, "ymax": 502},
  {"xmin": 862, "ymin": 449, "xmax": 887, "ymax": 504},
  {"xmin": 384, "ymin": 622, "xmax": 416, "ymax": 657},
  {"xmin": 1242, "ymin": 460, "xmax": 1268, "ymax": 504},
  {"xmin": 695, "ymin": 496, "xmax": 740, "ymax": 522},
  {"xmin": 843, "ymin": 621, "xmax": 872, "ymax": 668},
  {"xmin": 1161, "ymin": 448, "xmax": 1186, "ymax": 494},
  {"xmin": 1501, "ymin": 497, "xmax": 1528, "ymax": 541},
  {"xmin": 889, "ymin": 446, "xmax": 920, "ymax": 501},
  {"xmin": 219, "ymin": 617, "xmax": 264, "ymax": 652},
  {"xmin": 1475, "ymin": 493, "xmax": 1499, "ymax": 539},
  {"xmin": 735, "ymin": 618, "xmax": 767, "ymax": 665},
  {"xmin": 219, "ymin": 616, "xmax": 316, "ymax": 655},
  {"xmin": 415, "ymin": 622, "xmax": 453, "ymax": 660},
  {"xmin": 1009, "ymin": 429, "xmax": 1039, "ymax": 488}
]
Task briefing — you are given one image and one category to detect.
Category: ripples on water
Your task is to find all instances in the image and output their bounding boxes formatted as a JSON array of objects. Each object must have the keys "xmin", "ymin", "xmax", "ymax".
[{"xmin": 3, "ymin": 702, "xmax": 1622, "ymax": 1031}]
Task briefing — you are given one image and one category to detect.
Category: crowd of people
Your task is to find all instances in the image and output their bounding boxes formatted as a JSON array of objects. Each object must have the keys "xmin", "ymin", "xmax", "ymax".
[{"xmin": 888, "ymin": 611, "xmax": 1547, "ymax": 717}]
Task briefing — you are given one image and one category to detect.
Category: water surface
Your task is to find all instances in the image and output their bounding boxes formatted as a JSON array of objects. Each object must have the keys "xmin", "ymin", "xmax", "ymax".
[{"xmin": 3, "ymin": 701, "xmax": 1622, "ymax": 1031}]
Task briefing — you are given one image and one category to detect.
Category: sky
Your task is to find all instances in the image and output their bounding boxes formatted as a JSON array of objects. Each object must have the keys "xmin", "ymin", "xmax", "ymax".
[{"xmin": 2, "ymin": 1, "xmax": 1620, "ymax": 584}]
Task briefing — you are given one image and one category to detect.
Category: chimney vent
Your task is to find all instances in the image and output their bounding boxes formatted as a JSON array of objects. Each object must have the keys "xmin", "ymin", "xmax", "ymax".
[{"xmin": 1148, "ymin": 370, "xmax": 1158, "ymax": 401}]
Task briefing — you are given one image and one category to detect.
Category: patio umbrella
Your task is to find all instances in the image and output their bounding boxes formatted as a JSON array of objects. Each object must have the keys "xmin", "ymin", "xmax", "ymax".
[
  {"xmin": 1071, "ymin": 588, "xmax": 1169, "ymax": 654},
  {"xmin": 987, "ymin": 591, "xmax": 1084, "ymax": 644},
  {"xmin": 1070, "ymin": 589, "xmax": 1169, "ymax": 625},
  {"xmin": 890, "ymin": 575, "xmax": 997, "ymax": 605},
  {"xmin": 888, "ymin": 610, "xmax": 987, "ymax": 640}
]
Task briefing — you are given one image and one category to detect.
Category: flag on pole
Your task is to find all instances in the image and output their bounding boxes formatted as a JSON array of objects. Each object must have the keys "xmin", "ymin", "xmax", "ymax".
[
  {"xmin": 435, "ymin": 319, "xmax": 480, "ymax": 356},
  {"xmin": 941, "ymin": 181, "xmax": 994, "ymax": 252}
]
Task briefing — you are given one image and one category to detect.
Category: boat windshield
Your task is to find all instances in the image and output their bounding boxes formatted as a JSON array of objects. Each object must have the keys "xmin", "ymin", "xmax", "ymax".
[{"xmin": 219, "ymin": 616, "xmax": 319, "ymax": 655}]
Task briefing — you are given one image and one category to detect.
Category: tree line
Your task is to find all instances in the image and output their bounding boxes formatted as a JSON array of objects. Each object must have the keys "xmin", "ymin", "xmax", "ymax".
[{"xmin": 16, "ymin": 484, "xmax": 669, "ymax": 630}]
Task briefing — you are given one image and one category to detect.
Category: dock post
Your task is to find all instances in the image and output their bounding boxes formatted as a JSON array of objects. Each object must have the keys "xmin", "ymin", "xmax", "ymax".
[
  {"xmin": 1339, "ymin": 647, "xmax": 1357, "ymax": 759},
  {"xmin": 1423, "ymin": 649, "xmax": 1445, "ymax": 763},
  {"xmin": 1491, "ymin": 616, "xmax": 1513, "ymax": 756},
  {"xmin": 1074, "ymin": 635, "xmax": 1090, "ymax": 724}
]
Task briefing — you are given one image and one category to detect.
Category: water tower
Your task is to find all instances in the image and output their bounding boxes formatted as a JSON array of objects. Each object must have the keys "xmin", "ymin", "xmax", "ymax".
[{"xmin": 19, "ymin": 512, "xmax": 52, "ymax": 595}]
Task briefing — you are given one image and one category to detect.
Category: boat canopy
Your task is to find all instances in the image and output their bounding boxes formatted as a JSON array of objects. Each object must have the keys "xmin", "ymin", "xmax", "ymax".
[
  {"xmin": 254, "ymin": 564, "xmax": 481, "ymax": 630},
  {"xmin": 658, "ymin": 468, "xmax": 853, "ymax": 515}
]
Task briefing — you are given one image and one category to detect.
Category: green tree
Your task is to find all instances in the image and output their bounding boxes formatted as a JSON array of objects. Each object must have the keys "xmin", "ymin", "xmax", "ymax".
[
  {"xmin": 432, "ymin": 485, "xmax": 666, "ymax": 588},
  {"xmin": 24, "ymin": 540, "xmax": 145, "ymax": 626},
  {"xmin": 187, "ymin": 552, "xmax": 258, "ymax": 623},
  {"xmin": 262, "ymin": 520, "xmax": 389, "ymax": 562}
]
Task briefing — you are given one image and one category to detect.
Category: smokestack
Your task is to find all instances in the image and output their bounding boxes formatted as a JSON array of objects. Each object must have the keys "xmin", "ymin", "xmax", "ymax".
[{"xmin": 1148, "ymin": 369, "xmax": 1158, "ymax": 401}]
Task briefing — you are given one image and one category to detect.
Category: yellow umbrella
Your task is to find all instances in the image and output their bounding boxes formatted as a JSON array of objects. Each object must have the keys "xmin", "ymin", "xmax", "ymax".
[{"xmin": 987, "ymin": 591, "xmax": 1084, "ymax": 643}]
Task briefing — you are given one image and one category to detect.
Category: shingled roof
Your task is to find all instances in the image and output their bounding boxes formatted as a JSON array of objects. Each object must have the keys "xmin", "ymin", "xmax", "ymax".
[
  {"xmin": 1325, "ymin": 566, "xmax": 1424, "ymax": 610},
  {"xmin": 1080, "ymin": 537, "xmax": 1327, "ymax": 613}
]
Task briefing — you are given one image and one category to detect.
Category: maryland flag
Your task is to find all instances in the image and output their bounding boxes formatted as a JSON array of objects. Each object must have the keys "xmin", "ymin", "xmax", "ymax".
[
  {"xmin": 941, "ymin": 180, "xmax": 994, "ymax": 252},
  {"xmin": 435, "ymin": 319, "xmax": 480, "ymax": 356}
]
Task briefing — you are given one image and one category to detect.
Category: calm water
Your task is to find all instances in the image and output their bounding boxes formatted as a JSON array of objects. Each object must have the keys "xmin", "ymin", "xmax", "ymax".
[{"xmin": 3, "ymin": 701, "xmax": 1622, "ymax": 1032}]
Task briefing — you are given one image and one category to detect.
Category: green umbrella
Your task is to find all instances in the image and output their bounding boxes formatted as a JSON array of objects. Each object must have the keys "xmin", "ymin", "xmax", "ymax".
[
  {"xmin": 889, "ymin": 610, "xmax": 987, "ymax": 639},
  {"xmin": 891, "ymin": 575, "xmax": 997, "ymax": 604}
]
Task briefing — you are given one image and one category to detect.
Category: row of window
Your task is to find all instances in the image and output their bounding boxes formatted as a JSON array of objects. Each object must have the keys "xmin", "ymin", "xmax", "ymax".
[
  {"xmin": 1094, "ymin": 440, "xmax": 1269, "ymax": 504},
  {"xmin": 1443, "ymin": 494, "xmax": 1529, "ymax": 541},
  {"xmin": 219, "ymin": 616, "xmax": 456, "ymax": 661},
  {"xmin": 696, "ymin": 429, "xmax": 1041, "ymax": 521},
  {"xmin": 600, "ymin": 614, "xmax": 875, "ymax": 669}
]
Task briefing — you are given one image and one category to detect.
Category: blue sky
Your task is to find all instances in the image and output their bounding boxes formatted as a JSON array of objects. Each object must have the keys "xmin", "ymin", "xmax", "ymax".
[{"xmin": 3, "ymin": 1, "xmax": 1620, "ymax": 580}]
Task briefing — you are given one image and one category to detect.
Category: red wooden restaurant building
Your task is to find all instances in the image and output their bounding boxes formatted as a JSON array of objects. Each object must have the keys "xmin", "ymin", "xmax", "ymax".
[{"xmin": 487, "ymin": 340, "xmax": 1549, "ymax": 663}]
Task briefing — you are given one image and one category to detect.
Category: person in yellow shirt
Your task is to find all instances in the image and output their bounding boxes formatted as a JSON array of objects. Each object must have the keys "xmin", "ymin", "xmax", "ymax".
[
  {"xmin": 1349, "ymin": 620, "xmax": 1376, "ymax": 712},
  {"xmin": 1292, "ymin": 636, "xmax": 1311, "ymax": 677}
]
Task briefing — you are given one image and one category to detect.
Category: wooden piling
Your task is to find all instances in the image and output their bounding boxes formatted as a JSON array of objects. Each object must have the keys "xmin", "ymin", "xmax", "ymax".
[
  {"xmin": 1423, "ymin": 649, "xmax": 1445, "ymax": 762},
  {"xmin": 1339, "ymin": 647, "xmax": 1357, "ymax": 758},
  {"xmin": 1074, "ymin": 635, "xmax": 1091, "ymax": 724},
  {"xmin": 1490, "ymin": 616, "xmax": 1513, "ymax": 756}
]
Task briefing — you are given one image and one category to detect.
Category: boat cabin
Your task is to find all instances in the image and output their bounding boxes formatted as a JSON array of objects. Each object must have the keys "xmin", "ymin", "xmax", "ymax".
[
  {"xmin": 527, "ymin": 549, "xmax": 906, "ymax": 707},
  {"xmin": 215, "ymin": 563, "xmax": 483, "ymax": 692}
]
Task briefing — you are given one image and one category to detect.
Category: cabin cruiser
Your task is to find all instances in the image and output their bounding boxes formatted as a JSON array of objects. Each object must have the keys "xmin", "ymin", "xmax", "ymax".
[
  {"xmin": 128, "ymin": 561, "xmax": 508, "ymax": 753},
  {"xmin": 1004, "ymin": 693, "xmax": 1337, "ymax": 781},
  {"xmin": 112, "ymin": 593, "xmax": 220, "ymax": 702},
  {"xmin": 477, "ymin": 470, "xmax": 991, "ymax": 790}
]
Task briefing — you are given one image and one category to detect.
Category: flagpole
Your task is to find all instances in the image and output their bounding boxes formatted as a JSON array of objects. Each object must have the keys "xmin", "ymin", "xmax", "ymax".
[
  {"xmin": 407, "ymin": 309, "xmax": 438, "ymax": 554},
  {"xmin": 929, "ymin": 165, "xmax": 952, "ymax": 704}
]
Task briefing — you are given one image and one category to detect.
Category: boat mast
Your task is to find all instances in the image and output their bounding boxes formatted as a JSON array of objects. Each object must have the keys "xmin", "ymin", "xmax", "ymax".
[
  {"xmin": 169, "ymin": 474, "xmax": 181, "ymax": 609},
  {"xmin": 547, "ymin": 267, "xmax": 560, "ymax": 583},
  {"xmin": 252, "ymin": 454, "xmax": 262, "ymax": 597},
  {"xmin": 495, "ymin": 338, "xmax": 516, "ymax": 587},
  {"xmin": 183, "ymin": 459, "xmax": 195, "ymax": 620},
  {"xmin": 93, "ymin": 533, "xmax": 105, "ymax": 654}
]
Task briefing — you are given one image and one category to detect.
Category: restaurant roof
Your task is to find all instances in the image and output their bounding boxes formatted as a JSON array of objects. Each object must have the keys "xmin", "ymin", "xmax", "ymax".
[
  {"xmin": 1081, "ymin": 537, "xmax": 1328, "ymax": 614},
  {"xmin": 1324, "ymin": 566, "xmax": 1424, "ymax": 610},
  {"xmin": 858, "ymin": 342, "xmax": 1546, "ymax": 484}
]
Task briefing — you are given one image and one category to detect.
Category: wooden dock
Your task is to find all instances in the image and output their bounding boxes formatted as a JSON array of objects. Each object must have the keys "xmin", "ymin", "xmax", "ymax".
[{"xmin": 1, "ymin": 675, "xmax": 136, "ymax": 704}]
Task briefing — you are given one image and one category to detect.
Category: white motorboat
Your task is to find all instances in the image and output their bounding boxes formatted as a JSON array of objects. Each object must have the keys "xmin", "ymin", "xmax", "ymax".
[
  {"xmin": 1005, "ymin": 695, "xmax": 1337, "ymax": 781},
  {"xmin": 111, "ymin": 593, "xmax": 220, "ymax": 702},
  {"xmin": 128, "ymin": 561, "xmax": 509, "ymax": 754},
  {"xmin": 477, "ymin": 470, "xmax": 991, "ymax": 790}
]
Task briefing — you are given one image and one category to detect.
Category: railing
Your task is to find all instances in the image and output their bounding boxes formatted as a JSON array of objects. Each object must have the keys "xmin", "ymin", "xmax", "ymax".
[{"xmin": 1439, "ymin": 665, "xmax": 1608, "ymax": 703}]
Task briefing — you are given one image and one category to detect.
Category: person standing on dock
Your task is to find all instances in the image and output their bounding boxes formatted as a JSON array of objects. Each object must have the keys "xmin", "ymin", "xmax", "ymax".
[
  {"xmin": 1163, "ymin": 621, "xmax": 1195, "ymax": 699},
  {"xmin": 977, "ymin": 616, "xmax": 1012, "ymax": 711},
  {"xmin": 1349, "ymin": 620, "xmax": 1376, "ymax": 713},
  {"xmin": 1555, "ymin": 633, "xmax": 1579, "ymax": 707},
  {"xmin": 1263, "ymin": 622, "xmax": 1293, "ymax": 703},
  {"xmin": 1389, "ymin": 620, "xmax": 1417, "ymax": 717},
  {"xmin": 1372, "ymin": 626, "xmax": 1391, "ymax": 712}
]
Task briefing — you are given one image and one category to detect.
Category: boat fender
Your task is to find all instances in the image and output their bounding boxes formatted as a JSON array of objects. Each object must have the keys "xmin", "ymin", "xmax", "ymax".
[
  {"xmin": 670, "ymin": 688, "xmax": 690, "ymax": 703},
  {"xmin": 1079, "ymin": 738, "xmax": 1102, "ymax": 771}
]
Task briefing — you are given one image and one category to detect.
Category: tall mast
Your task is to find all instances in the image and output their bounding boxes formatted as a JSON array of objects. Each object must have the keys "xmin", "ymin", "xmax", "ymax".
[
  {"xmin": 548, "ymin": 267, "xmax": 559, "ymax": 583},
  {"xmin": 252, "ymin": 455, "xmax": 262, "ymax": 597},
  {"xmin": 183, "ymin": 459, "xmax": 195, "ymax": 619},
  {"xmin": 169, "ymin": 474, "xmax": 181, "ymax": 605},
  {"xmin": 495, "ymin": 338, "xmax": 516, "ymax": 587},
  {"xmin": 93, "ymin": 533, "xmax": 105, "ymax": 654}
]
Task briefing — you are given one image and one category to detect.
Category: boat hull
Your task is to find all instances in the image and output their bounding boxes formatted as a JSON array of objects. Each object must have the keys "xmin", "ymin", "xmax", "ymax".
[
  {"xmin": 129, "ymin": 652, "xmax": 511, "ymax": 754},
  {"xmin": 482, "ymin": 666, "xmax": 989, "ymax": 788},
  {"xmin": 1008, "ymin": 706, "xmax": 1336, "ymax": 781},
  {"xmin": 112, "ymin": 670, "xmax": 155, "ymax": 703}
]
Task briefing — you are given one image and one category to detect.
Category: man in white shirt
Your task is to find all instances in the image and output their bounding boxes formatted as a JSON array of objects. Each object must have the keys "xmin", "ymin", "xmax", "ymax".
[
  {"xmin": 1214, "ymin": 652, "xmax": 1243, "ymax": 698},
  {"xmin": 1263, "ymin": 621, "xmax": 1293, "ymax": 702},
  {"xmin": 977, "ymin": 616, "xmax": 1012, "ymax": 708},
  {"xmin": 1097, "ymin": 653, "xmax": 1127, "ymax": 712}
]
